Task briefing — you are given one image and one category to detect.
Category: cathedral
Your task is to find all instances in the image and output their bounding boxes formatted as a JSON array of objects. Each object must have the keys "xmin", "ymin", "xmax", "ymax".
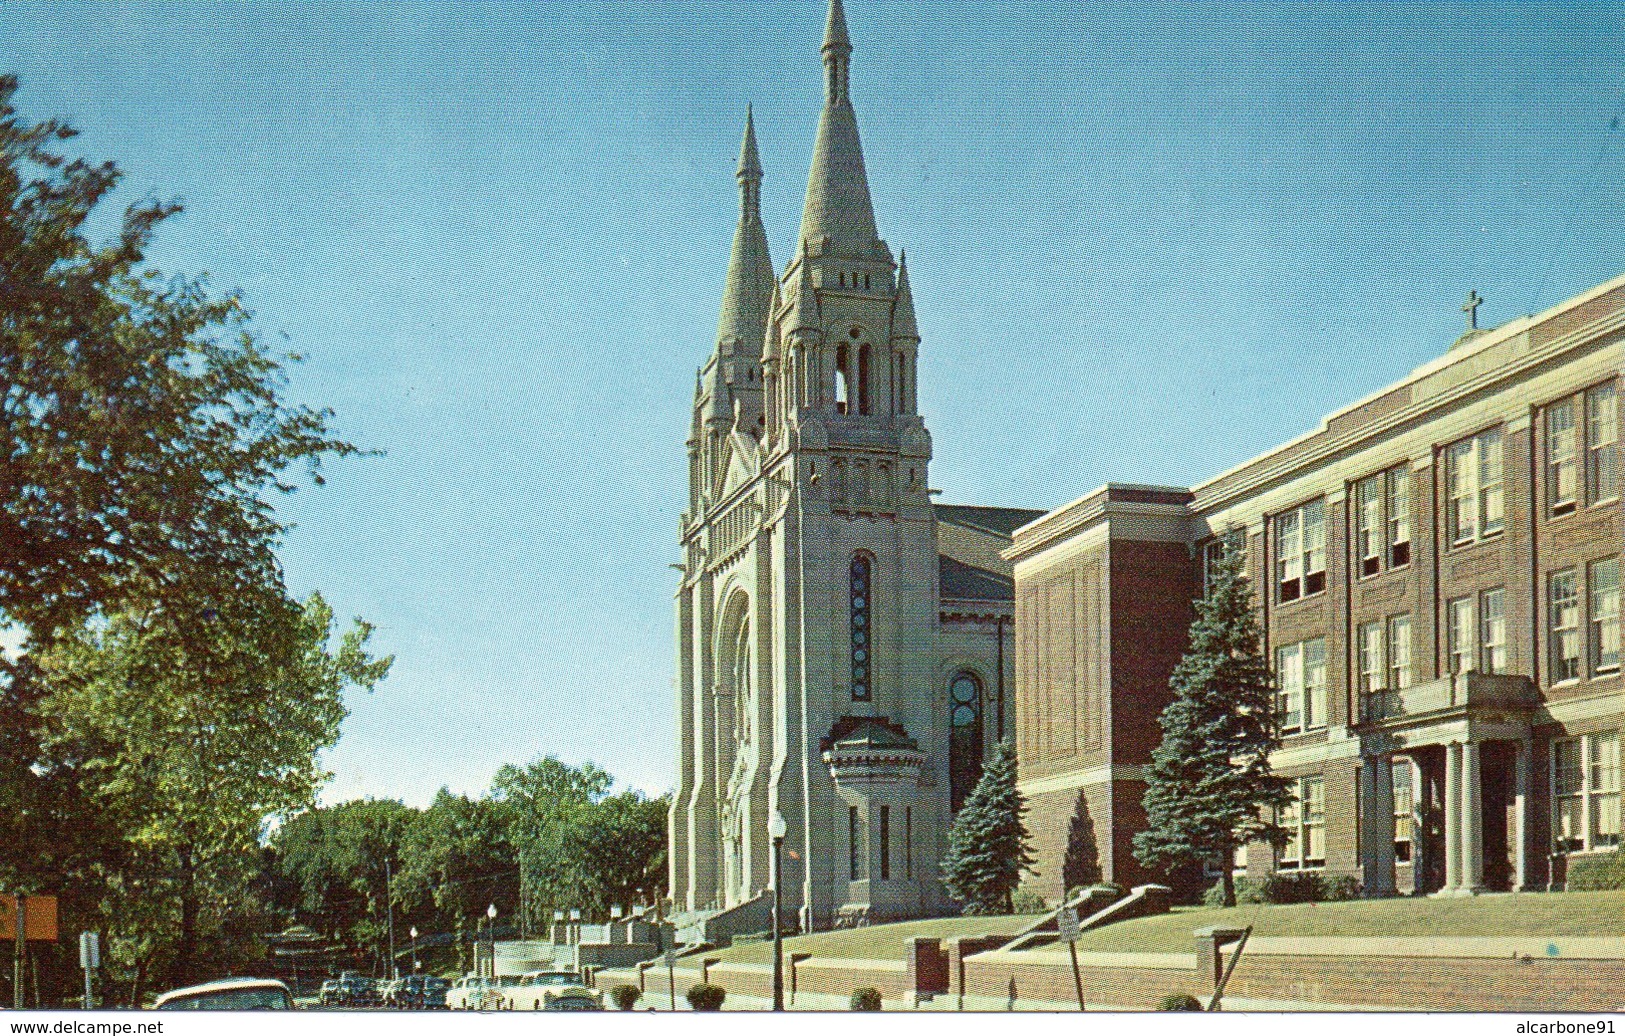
[{"xmin": 668, "ymin": 0, "xmax": 1041, "ymax": 930}]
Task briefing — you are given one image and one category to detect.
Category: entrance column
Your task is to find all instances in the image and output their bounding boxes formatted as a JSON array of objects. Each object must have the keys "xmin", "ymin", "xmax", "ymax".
[
  {"xmin": 1443, "ymin": 742, "xmax": 1462, "ymax": 893},
  {"xmin": 1513, "ymin": 738, "xmax": 1532, "ymax": 892},
  {"xmin": 1462, "ymin": 741, "xmax": 1485, "ymax": 892},
  {"xmin": 1362, "ymin": 754, "xmax": 1397, "ymax": 896}
]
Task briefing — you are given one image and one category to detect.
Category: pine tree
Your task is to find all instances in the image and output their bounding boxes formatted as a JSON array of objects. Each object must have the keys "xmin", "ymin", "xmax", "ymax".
[
  {"xmin": 1132, "ymin": 544, "xmax": 1294, "ymax": 907},
  {"xmin": 1061, "ymin": 789, "xmax": 1103, "ymax": 892},
  {"xmin": 940, "ymin": 740, "xmax": 1036, "ymax": 914}
]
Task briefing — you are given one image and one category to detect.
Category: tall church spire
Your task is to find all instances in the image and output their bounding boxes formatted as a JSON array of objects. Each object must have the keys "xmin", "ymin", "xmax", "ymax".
[
  {"xmin": 798, "ymin": 0, "xmax": 879, "ymax": 257},
  {"xmin": 717, "ymin": 108, "xmax": 776, "ymax": 351}
]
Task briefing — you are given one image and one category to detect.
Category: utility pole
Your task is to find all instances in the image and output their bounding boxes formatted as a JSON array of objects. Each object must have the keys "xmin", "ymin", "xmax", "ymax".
[
  {"xmin": 385, "ymin": 857, "xmax": 397, "ymax": 979},
  {"xmin": 13, "ymin": 895, "xmax": 25, "ymax": 1010}
]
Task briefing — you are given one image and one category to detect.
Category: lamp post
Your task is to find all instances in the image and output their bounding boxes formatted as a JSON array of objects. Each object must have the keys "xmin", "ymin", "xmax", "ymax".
[
  {"xmin": 769, "ymin": 809, "xmax": 787, "ymax": 1012},
  {"xmin": 486, "ymin": 904, "xmax": 497, "ymax": 981},
  {"xmin": 409, "ymin": 927, "xmax": 418, "ymax": 975}
]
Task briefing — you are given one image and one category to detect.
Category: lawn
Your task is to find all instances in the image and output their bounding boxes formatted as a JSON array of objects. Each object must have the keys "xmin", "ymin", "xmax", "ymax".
[
  {"xmin": 699, "ymin": 891, "xmax": 1625, "ymax": 964},
  {"xmin": 1068, "ymin": 889, "xmax": 1625, "ymax": 954},
  {"xmin": 701, "ymin": 913, "xmax": 1046, "ymax": 965}
]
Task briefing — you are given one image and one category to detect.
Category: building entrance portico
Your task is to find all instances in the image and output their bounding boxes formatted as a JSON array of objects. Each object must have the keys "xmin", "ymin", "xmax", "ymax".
[{"xmin": 1355, "ymin": 672, "xmax": 1538, "ymax": 897}]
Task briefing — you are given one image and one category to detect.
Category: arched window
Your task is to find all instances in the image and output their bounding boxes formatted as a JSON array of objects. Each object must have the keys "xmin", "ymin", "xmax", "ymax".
[
  {"xmin": 857, "ymin": 344, "xmax": 871, "ymax": 415},
  {"xmin": 850, "ymin": 555, "xmax": 872, "ymax": 701},
  {"xmin": 948, "ymin": 671, "xmax": 984, "ymax": 813},
  {"xmin": 835, "ymin": 345, "xmax": 851, "ymax": 415},
  {"xmin": 732, "ymin": 619, "xmax": 752, "ymax": 747}
]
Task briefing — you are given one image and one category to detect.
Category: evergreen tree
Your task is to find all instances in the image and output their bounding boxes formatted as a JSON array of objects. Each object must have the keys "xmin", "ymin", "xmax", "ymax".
[
  {"xmin": 940, "ymin": 740, "xmax": 1036, "ymax": 914},
  {"xmin": 1132, "ymin": 545, "xmax": 1293, "ymax": 907},
  {"xmin": 1061, "ymin": 789, "xmax": 1103, "ymax": 892}
]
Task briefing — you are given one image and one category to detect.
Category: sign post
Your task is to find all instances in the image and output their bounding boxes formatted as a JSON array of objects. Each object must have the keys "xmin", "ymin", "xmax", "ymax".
[
  {"xmin": 12, "ymin": 896, "xmax": 23, "ymax": 1011},
  {"xmin": 79, "ymin": 932, "xmax": 100, "ymax": 1010},
  {"xmin": 1056, "ymin": 906, "xmax": 1085, "ymax": 1011},
  {"xmin": 663, "ymin": 946, "xmax": 676, "ymax": 1012}
]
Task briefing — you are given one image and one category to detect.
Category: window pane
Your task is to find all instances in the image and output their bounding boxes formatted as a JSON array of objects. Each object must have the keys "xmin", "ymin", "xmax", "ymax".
[
  {"xmin": 1592, "ymin": 558, "xmax": 1620, "ymax": 673},
  {"xmin": 1589, "ymin": 383, "xmax": 1620, "ymax": 504},
  {"xmin": 1447, "ymin": 441, "xmax": 1475, "ymax": 542},
  {"xmin": 1449, "ymin": 597, "xmax": 1475, "ymax": 675},
  {"xmin": 1304, "ymin": 639, "xmax": 1327, "ymax": 729},
  {"xmin": 1551, "ymin": 570, "xmax": 1581, "ymax": 683},
  {"xmin": 1359, "ymin": 622, "xmax": 1384, "ymax": 693},
  {"xmin": 1480, "ymin": 588, "xmax": 1506, "ymax": 675},
  {"xmin": 1277, "ymin": 643, "xmax": 1303, "ymax": 733},
  {"xmin": 1303, "ymin": 500, "xmax": 1326, "ymax": 584},
  {"xmin": 1549, "ymin": 399, "xmax": 1579, "ymax": 512},
  {"xmin": 1392, "ymin": 759, "xmax": 1414, "ymax": 861},
  {"xmin": 1480, "ymin": 430, "xmax": 1505, "ymax": 534},
  {"xmin": 1555, "ymin": 738, "xmax": 1585, "ymax": 853},
  {"xmin": 1592, "ymin": 733, "xmax": 1621, "ymax": 849},
  {"xmin": 1303, "ymin": 778, "xmax": 1326, "ymax": 865},
  {"xmin": 1357, "ymin": 476, "xmax": 1383, "ymax": 575},
  {"xmin": 1388, "ymin": 615, "xmax": 1412, "ymax": 690},
  {"xmin": 1388, "ymin": 467, "xmax": 1412, "ymax": 567}
]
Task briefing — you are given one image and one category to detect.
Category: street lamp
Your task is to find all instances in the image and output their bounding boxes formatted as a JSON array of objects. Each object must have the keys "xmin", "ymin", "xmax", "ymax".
[
  {"xmin": 769, "ymin": 809, "xmax": 788, "ymax": 1012},
  {"xmin": 486, "ymin": 904, "xmax": 497, "ymax": 980},
  {"xmin": 409, "ymin": 927, "xmax": 418, "ymax": 975}
]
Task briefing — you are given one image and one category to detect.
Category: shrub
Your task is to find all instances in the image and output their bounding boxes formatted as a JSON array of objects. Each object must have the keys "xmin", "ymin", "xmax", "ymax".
[
  {"xmin": 1260, "ymin": 872, "xmax": 1323, "ymax": 904},
  {"xmin": 850, "ymin": 987, "xmax": 883, "ymax": 1011},
  {"xmin": 1157, "ymin": 993, "xmax": 1204, "ymax": 1011},
  {"xmin": 1010, "ymin": 888, "xmax": 1047, "ymax": 914},
  {"xmin": 1201, "ymin": 876, "xmax": 1263, "ymax": 907},
  {"xmin": 1321, "ymin": 875, "xmax": 1363, "ymax": 902},
  {"xmin": 686, "ymin": 983, "xmax": 726, "ymax": 1012},
  {"xmin": 609, "ymin": 985, "xmax": 642, "ymax": 1011},
  {"xmin": 1568, "ymin": 849, "xmax": 1625, "ymax": 890}
]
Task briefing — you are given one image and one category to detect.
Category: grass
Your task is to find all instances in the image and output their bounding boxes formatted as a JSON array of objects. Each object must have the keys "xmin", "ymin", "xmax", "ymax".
[
  {"xmin": 1067, "ymin": 889, "xmax": 1625, "ymax": 954},
  {"xmin": 701, "ymin": 914, "xmax": 1046, "ymax": 965},
  {"xmin": 697, "ymin": 891, "xmax": 1625, "ymax": 964}
]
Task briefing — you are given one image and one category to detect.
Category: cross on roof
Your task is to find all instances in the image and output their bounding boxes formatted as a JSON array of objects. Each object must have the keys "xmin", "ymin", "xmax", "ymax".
[{"xmin": 1462, "ymin": 290, "xmax": 1484, "ymax": 331}]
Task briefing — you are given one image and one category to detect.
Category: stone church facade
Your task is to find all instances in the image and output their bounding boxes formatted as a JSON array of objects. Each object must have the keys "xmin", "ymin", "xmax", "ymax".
[
  {"xmin": 1011, "ymin": 277, "xmax": 1622, "ymax": 900},
  {"xmin": 668, "ymin": 0, "xmax": 1040, "ymax": 930}
]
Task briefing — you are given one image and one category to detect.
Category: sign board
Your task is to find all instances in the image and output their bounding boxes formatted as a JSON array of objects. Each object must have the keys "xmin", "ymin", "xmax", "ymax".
[
  {"xmin": 0, "ymin": 895, "xmax": 59, "ymax": 941},
  {"xmin": 1056, "ymin": 907, "xmax": 1081, "ymax": 945},
  {"xmin": 663, "ymin": 947, "xmax": 676, "ymax": 968},
  {"xmin": 80, "ymin": 932, "xmax": 100, "ymax": 969}
]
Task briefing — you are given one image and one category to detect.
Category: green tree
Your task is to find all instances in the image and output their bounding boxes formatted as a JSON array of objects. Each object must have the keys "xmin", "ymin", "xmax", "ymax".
[
  {"xmin": 0, "ymin": 75, "xmax": 359, "ymax": 641},
  {"xmin": 392, "ymin": 790, "xmax": 514, "ymax": 972},
  {"xmin": 1061, "ymin": 789, "xmax": 1103, "ymax": 892},
  {"xmin": 1132, "ymin": 545, "xmax": 1292, "ymax": 907},
  {"xmin": 34, "ymin": 592, "xmax": 390, "ymax": 993},
  {"xmin": 270, "ymin": 799, "xmax": 416, "ymax": 969},
  {"xmin": 940, "ymin": 740, "xmax": 1035, "ymax": 914}
]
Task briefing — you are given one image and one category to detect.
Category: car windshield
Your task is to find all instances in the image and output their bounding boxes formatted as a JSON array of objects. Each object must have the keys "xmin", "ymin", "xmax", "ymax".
[
  {"xmin": 531, "ymin": 973, "xmax": 582, "ymax": 986},
  {"xmin": 158, "ymin": 987, "xmax": 292, "ymax": 1011}
]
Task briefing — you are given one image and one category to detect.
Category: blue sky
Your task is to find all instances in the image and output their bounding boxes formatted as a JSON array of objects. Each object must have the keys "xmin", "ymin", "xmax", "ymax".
[{"xmin": 5, "ymin": 2, "xmax": 1622, "ymax": 806}]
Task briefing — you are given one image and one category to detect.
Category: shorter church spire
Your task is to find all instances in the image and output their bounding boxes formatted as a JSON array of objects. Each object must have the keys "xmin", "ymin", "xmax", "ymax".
[
  {"xmin": 790, "ymin": 243, "xmax": 822, "ymax": 334},
  {"xmin": 716, "ymin": 109, "xmax": 776, "ymax": 352},
  {"xmin": 891, "ymin": 251, "xmax": 919, "ymax": 343}
]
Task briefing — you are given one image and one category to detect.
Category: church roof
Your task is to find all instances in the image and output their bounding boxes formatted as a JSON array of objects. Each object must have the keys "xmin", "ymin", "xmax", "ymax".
[
  {"xmin": 717, "ymin": 110, "xmax": 776, "ymax": 350},
  {"xmin": 936, "ymin": 504, "xmax": 1049, "ymax": 538},
  {"xmin": 821, "ymin": 715, "xmax": 919, "ymax": 753},
  {"xmin": 938, "ymin": 554, "xmax": 1015, "ymax": 602},
  {"xmin": 798, "ymin": 0, "xmax": 880, "ymax": 256}
]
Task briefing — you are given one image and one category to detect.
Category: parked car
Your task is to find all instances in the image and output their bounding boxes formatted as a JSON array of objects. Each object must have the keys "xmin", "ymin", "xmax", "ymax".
[
  {"xmin": 512, "ymin": 971, "xmax": 604, "ymax": 1012},
  {"xmin": 421, "ymin": 977, "xmax": 452, "ymax": 1010},
  {"xmin": 318, "ymin": 979, "xmax": 343, "ymax": 1006},
  {"xmin": 154, "ymin": 978, "xmax": 294, "ymax": 1011}
]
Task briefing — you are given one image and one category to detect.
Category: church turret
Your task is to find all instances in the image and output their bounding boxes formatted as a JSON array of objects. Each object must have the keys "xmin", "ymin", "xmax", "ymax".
[{"xmin": 890, "ymin": 251, "xmax": 920, "ymax": 416}]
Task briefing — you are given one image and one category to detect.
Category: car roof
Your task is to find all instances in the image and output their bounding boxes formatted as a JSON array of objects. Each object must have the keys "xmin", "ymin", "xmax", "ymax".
[{"xmin": 154, "ymin": 978, "xmax": 289, "ymax": 1006}]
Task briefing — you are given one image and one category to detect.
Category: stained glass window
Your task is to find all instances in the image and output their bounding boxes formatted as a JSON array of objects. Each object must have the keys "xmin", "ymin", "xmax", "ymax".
[{"xmin": 851, "ymin": 555, "xmax": 871, "ymax": 701}]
